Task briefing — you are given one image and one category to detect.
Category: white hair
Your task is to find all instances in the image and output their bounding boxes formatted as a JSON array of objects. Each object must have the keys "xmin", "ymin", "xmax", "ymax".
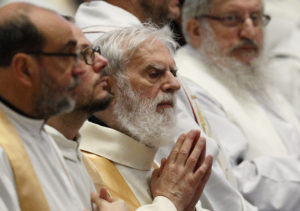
[
  {"xmin": 113, "ymin": 78, "xmax": 176, "ymax": 148},
  {"xmin": 93, "ymin": 24, "xmax": 178, "ymax": 79},
  {"xmin": 198, "ymin": 23, "xmax": 270, "ymax": 102}
]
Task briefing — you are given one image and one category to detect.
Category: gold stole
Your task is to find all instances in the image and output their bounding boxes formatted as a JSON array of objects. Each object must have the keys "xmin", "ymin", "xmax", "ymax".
[
  {"xmin": 0, "ymin": 109, "xmax": 50, "ymax": 211},
  {"xmin": 82, "ymin": 151, "xmax": 141, "ymax": 211},
  {"xmin": 82, "ymin": 153, "xmax": 104, "ymax": 193}
]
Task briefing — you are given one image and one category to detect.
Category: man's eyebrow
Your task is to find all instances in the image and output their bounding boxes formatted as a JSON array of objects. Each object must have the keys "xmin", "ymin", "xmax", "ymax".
[
  {"xmin": 60, "ymin": 40, "xmax": 78, "ymax": 51},
  {"xmin": 146, "ymin": 63, "xmax": 178, "ymax": 73},
  {"xmin": 147, "ymin": 63, "xmax": 165, "ymax": 70}
]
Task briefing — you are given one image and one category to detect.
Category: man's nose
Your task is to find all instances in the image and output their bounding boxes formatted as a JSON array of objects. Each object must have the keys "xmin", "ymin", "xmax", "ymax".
[
  {"xmin": 239, "ymin": 17, "xmax": 258, "ymax": 40},
  {"xmin": 92, "ymin": 54, "xmax": 108, "ymax": 73},
  {"xmin": 161, "ymin": 72, "xmax": 181, "ymax": 93}
]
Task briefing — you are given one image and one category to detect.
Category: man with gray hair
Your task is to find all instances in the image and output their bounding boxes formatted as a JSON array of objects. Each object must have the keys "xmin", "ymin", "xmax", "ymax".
[
  {"xmin": 171, "ymin": 0, "xmax": 300, "ymax": 210},
  {"xmin": 79, "ymin": 24, "xmax": 213, "ymax": 211}
]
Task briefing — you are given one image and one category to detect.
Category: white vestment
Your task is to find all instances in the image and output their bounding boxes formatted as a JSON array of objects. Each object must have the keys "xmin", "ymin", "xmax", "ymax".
[
  {"xmin": 266, "ymin": 23, "xmax": 300, "ymax": 113},
  {"xmin": 45, "ymin": 122, "xmax": 178, "ymax": 211},
  {"xmin": 0, "ymin": 102, "xmax": 84, "ymax": 211},
  {"xmin": 45, "ymin": 125, "xmax": 96, "ymax": 210},
  {"xmin": 75, "ymin": 1, "xmax": 142, "ymax": 43},
  {"xmin": 171, "ymin": 44, "xmax": 300, "ymax": 211},
  {"xmin": 263, "ymin": 1, "xmax": 300, "ymax": 112},
  {"xmin": 79, "ymin": 121, "xmax": 210, "ymax": 211}
]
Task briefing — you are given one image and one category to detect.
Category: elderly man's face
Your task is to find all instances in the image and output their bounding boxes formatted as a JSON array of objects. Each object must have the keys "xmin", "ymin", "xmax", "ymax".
[
  {"xmin": 108, "ymin": 39, "xmax": 180, "ymax": 148},
  {"xmin": 124, "ymin": 39, "xmax": 180, "ymax": 113},
  {"xmin": 202, "ymin": 0, "xmax": 264, "ymax": 65}
]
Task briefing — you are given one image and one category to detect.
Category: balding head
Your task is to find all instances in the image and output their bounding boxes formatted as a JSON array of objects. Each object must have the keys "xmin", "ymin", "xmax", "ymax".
[
  {"xmin": 0, "ymin": 2, "xmax": 76, "ymax": 67},
  {"xmin": 0, "ymin": 3, "xmax": 46, "ymax": 66}
]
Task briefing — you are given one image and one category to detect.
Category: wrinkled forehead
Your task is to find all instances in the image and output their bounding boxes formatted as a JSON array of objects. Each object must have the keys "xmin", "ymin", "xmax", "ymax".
[{"xmin": 210, "ymin": 0, "xmax": 263, "ymax": 13}]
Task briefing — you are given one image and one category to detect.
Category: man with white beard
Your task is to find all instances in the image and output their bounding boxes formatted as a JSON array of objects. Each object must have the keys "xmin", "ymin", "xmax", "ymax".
[
  {"xmin": 168, "ymin": 0, "xmax": 300, "ymax": 210},
  {"xmin": 79, "ymin": 25, "xmax": 213, "ymax": 211},
  {"xmin": 47, "ymin": 22, "xmax": 213, "ymax": 211}
]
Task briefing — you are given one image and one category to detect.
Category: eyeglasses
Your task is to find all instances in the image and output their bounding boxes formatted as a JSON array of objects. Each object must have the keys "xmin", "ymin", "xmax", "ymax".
[
  {"xmin": 80, "ymin": 46, "xmax": 101, "ymax": 65},
  {"xmin": 195, "ymin": 13, "xmax": 271, "ymax": 27},
  {"xmin": 27, "ymin": 46, "xmax": 101, "ymax": 66}
]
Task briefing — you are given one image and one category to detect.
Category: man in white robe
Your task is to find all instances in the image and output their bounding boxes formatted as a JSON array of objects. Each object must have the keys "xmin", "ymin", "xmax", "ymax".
[
  {"xmin": 79, "ymin": 25, "xmax": 213, "ymax": 211},
  {"xmin": 0, "ymin": 3, "xmax": 87, "ymax": 211},
  {"xmin": 47, "ymin": 22, "xmax": 201, "ymax": 211},
  {"xmin": 170, "ymin": 0, "xmax": 300, "ymax": 210},
  {"xmin": 45, "ymin": 21, "xmax": 128, "ymax": 210}
]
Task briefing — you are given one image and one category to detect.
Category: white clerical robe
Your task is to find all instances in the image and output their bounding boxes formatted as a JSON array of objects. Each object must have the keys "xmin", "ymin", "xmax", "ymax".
[
  {"xmin": 75, "ymin": 1, "xmax": 142, "ymax": 43},
  {"xmin": 79, "ymin": 121, "xmax": 210, "ymax": 211},
  {"xmin": 171, "ymin": 44, "xmax": 300, "ymax": 211},
  {"xmin": 0, "ymin": 102, "xmax": 84, "ymax": 211},
  {"xmin": 45, "ymin": 122, "xmax": 179, "ymax": 211},
  {"xmin": 266, "ymin": 22, "xmax": 300, "ymax": 113},
  {"xmin": 45, "ymin": 125, "xmax": 96, "ymax": 210}
]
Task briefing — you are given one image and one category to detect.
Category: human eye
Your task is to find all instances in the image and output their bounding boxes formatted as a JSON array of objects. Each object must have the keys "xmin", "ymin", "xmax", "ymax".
[
  {"xmin": 80, "ymin": 46, "xmax": 93, "ymax": 64},
  {"xmin": 171, "ymin": 69, "xmax": 177, "ymax": 77},
  {"xmin": 250, "ymin": 13, "xmax": 261, "ymax": 25},
  {"xmin": 148, "ymin": 69, "xmax": 162, "ymax": 79},
  {"xmin": 222, "ymin": 14, "xmax": 239, "ymax": 26}
]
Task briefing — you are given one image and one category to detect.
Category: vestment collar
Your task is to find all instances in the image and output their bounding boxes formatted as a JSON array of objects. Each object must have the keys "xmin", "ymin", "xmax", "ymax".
[
  {"xmin": 0, "ymin": 101, "xmax": 44, "ymax": 133},
  {"xmin": 79, "ymin": 121, "xmax": 157, "ymax": 171},
  {"xmin": 45, "ymin": 125, "xmax": 82, "ymax": 162}
]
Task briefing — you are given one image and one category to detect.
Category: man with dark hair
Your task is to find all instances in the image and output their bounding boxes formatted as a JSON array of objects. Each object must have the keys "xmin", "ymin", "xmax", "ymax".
[
  {"xmin": 46, "ymin": 21, "xmax": 130, "ymax": 211},
  {"xmin": 0, "ymin": 15, "xmax": 44, "ymax": 66},
  {"xmin": 0, "ymin": 2, "xmax": 87, "ymax": 210}
]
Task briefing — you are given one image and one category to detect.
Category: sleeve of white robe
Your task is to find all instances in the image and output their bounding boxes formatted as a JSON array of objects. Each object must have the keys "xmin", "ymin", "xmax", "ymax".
[
  {"xmin": 179, "ymin": 78, "xmax": 300, "ymax": 211},
  {"xmin": 0, "ymin": 147, "xmax": 21, "ymax": 211},
  {"xmin": 136, "ymin": 196, "xmax": 211, "ymax": 211},
  {"xmin": 136, "ymin": 196, "xmax": 177, "ymax": 211}
]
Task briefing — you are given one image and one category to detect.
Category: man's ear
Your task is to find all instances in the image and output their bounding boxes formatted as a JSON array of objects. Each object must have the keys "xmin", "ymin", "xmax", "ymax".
[
  {"xmin": 186, "ymin": 18, "xmax": 203, "ymax": 49},
  {"xmin": 11, "ymin": 53, "xmax": 37, "ymax": 87}
]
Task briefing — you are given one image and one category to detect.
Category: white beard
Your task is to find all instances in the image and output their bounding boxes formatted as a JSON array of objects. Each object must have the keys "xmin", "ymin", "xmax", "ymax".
[
  {"xmin": 198, "ymin": 24, "xmax": 272, "ymax": 102},
  {"xmin": 113, "ymin": 78, "xmax": 176, "ymax": 148}
]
